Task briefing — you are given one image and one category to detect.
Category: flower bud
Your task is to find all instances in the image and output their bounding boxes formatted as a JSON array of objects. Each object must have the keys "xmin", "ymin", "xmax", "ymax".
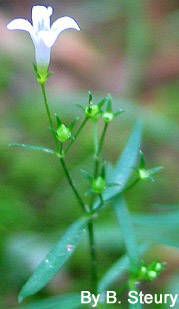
[
  {"xmin": 56, "ymin": 124, "xmax": 71, "ymax": 143},
  {"xmin": 147, "ymin": 270, "xmax": 157, "ymax": 281},
  {"xmin": 152, "ymin": 261, "xmax": 166, "ymax": 274},
  {"xmin": 92, "ymin": 176, "xmax": 106, "ymax": 194},
  {"xmin": 139, "ymin": 266, "xmax": 147, "ymax": 279},
  {"xmin": 139, "ymin": 168, "xmax": 149, "ymax": 179},
  {"xmin": 139, "ymin": 166, "xmax": 163, "ymax": 182},
  {"xmin": 102, "ymin": 112, "xmax": 114, "ymax": 123},
  {"xmin": 85, "ymin": 105, "xmax": 100, "ymax": 121},
  {"xmin": 154, "ymin": 262, "xmax": 163, "ymax": 272}
]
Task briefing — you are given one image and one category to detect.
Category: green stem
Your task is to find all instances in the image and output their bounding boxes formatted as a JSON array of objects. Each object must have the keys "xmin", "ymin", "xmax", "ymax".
[
  {"xmin": 88, "ymin": 220, "xmax": 98, "ymax": 295},
  {"xmin": 65, "ymin": 117, "xmax": 88, "ymax": 154},
  {"xmin": 99, "ymin": 194, "xmax": 104, "ymax": 206},
  {"xmin": 94, "ymin": 123, "xmax": 108, "ymax": 177},
  {"xmin": 40, "ymin": 83, "xmax": 58, "ymax": 148},
  {"xmin": 60, "ymin": 156, "xmax": 86, "ymax": 213},
  {"xmin": 40, "ymin": 82, "xmax": 99, "ymax": 299},
  {"xmin": 40, "ymin": 82, "xmax": 86, "ymax": 214},
  {"xmin": 125, "ymin": 177, "xmax": 140, "ymax": 192},
  {"xmin": 87, "ymin": 122, "xmax": 108, "ymax": 296}
]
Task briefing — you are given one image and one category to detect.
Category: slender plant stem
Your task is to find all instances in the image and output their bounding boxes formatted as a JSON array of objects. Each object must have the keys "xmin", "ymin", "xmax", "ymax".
[
  {"xmin": 40, "ymin": 83, "xmax": 58, "ymax": 148},
  {"xmin": 88, "ymin": 220, "xmax": 98, "ymax": 294},
  {"xmin": 40, "ymin": 82, "xmax": 86, "ymax": 214},
  {"xmin": 40, "ymin": 81, "xmax": 103, "ymax": 299},
  {"xmin": 65, "ymin": 117, "xmax": 88, "ymax": 154},
  {"xmin": 60, "ymin": 156, "xmax": 86, "ymax": 213},
  {"xmin": 99, "ymin": 194, "xmax": 104, "ymax": 206},
  {"xmin": 94, "ymin": 123, "xmax": 108, "ymax": 177},
  {"xmin": 125, "ymin": 177, "xmax": 140, "ymax": 192},
  {"xmin": 87, "ymin": 122, "xmax": 108, "ymax": 296}
]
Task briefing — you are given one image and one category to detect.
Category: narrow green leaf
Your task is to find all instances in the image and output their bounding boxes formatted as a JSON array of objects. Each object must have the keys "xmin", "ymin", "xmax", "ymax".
[
  {"xmin": 133, "ymin": 208, "xmax": 179, "ymax": 248},
  {"xmin": 114, "ymin": 196, "xmax": 139, "ymax": 267},
  {"xmin": 19, "ymin": 217, "xmax": 89, "ymax": 302},
  {"xmin": 9, "ymin": 143, "xmax": 55, "ymax": 155},
  {"xmin": 104, "ymin": 121, "xmax": 142, "ymax": 201},
  {"xmin": 95, "ymin": 206, "xmax": 179, "ymax": 250},
  {"xmin": 133, "ymin": 209, "xmax": 179, "ymax": 226},
  {"xmin": 98, "ymin": 245, "xmax": 149, "ymax": 293},
  {"xmin": 94, "ymin": 122, "xmax": 142, "ymax": 209},
  {"xmin": 19, "ymin": 293, "xmax": 81, "ymax": 309}
]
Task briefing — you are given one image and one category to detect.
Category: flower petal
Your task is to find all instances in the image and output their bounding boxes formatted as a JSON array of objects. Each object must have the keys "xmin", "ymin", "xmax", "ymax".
[
  {"xmin": 32, "ymin": 5, "xmax": 53, "ymax": 32},
  {"xmin": 49, "ymin": 16, "xmax": 80, "ymax": 47},
  {"xmin": 38, "ymin": 31, "xmax": 54, "ymax": 48},
  {"xmin": 7, "ymin": 18, "xmax": 33, "ymax": 32},
  {"xmin": 34, "ymin": 40, "xmax": 51, "ymax": 67}
]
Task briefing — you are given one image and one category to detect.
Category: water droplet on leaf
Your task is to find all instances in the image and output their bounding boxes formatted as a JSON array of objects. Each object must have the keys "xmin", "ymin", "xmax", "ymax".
[{"xmin": 67, "ymin": 244, "xmax": 74, "ymax": 252}]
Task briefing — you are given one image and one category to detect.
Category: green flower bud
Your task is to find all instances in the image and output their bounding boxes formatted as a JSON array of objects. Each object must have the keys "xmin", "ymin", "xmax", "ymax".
[
  {"xmin": 139, "ymin": 168, "xmax": 149, "ymax": 179},
  {"xmin": 139, "ymin": 166, "xmax": 163, "ymax": 180},
  {"xmin": 139, "ymin": 266, "xmax": 147, "ymax": 279},
  {"xmin": 56, "ymin": 124, "xmax": 71, "ymax": 143},
  {"xmin": 153, "ymin": 261, "xmax": 165, "ymax": 273},
  {"xmin": 92, "ymin": 176, "xmax": 106, "ymax": 194},
  {"xmin": 102, "ymin": 112, "xmax": 114, "ymax": 123},
  {"xmin": 147, "ymin": 270, "xmax": 157, "ymax": 281},
  {"xmin": 85, "ymin": 105, "xmax": 100, "ymax": 120}
]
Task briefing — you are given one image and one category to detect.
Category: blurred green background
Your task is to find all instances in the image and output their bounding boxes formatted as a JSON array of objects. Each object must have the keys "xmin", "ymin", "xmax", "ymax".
[{"xmin": 0, "ymin": 0, "xmax": 179, "ymax": 308}]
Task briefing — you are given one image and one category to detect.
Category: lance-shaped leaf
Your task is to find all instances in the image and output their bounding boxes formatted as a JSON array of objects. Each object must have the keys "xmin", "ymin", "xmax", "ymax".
[
  {"xmin": 9, "ymin": 143, "xmax": 55, "ymax": 155},
  {"xmin": 105, "ymin": 121, "xmax": 142, "ymax": 200},
  {"xmin": 98, "ymin": 244, "xmax": 149, "ymax": 293},
  {"xmin": 133, "ymin": 207, "xmax": 179, "ymax": 248},
  {"xmin": 19, "ymin": 293, "xmax": 81, "ymax": 309},
  {"xmin": 19, "ymin": 217, "xmax": 89, "ymax": 303},
  {"xmin": 94, "ymin": 122, "xmax": 142, "ymax": 209},
  {"xmin": 114, "ymin": 196, "xmax": 139, "ymax": 267}
]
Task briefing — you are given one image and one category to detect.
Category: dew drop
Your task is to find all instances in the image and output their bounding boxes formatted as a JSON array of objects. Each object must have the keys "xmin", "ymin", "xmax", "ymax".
[
  {"xmin": 67, "ymin": 244, "xmax": 74, "ymax": 252},
  {"xmin": 45, "ymin": 258, "xmax": 53, "ymax": 269}
]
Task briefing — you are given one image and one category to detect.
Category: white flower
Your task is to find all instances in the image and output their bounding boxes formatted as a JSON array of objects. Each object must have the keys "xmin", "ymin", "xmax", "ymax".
[{"xmin": 7, "ymin": 5, "xmax": 80, "ymax": 68}]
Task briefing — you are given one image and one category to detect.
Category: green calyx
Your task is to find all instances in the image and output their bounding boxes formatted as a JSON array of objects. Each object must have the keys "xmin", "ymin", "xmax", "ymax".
[
  {"xmin": 135, "ymin": 261, "xmax": 166, "ymax": 282},
  {"xmin": 102, "ymin": 112, "xmax": 114, "ymax": 123},
  {"xmin": 139, "ymin": 168, "xmax": 150, "ymax": 179},
  {"xmin": 56, "ymin": 124, "xmax": 71, "ymax": 143},
  {"xmin": 85, "ymin": 105, "xmax": 101, "ymax": 121},
  {"xmin": 139, "ymin": 151, "xmax": 163, "ymax": 181},
  {"xmin": 139, "ymin": 166, "xmax": 163, "ymax": 181},
  {"xmin": 33, "ymin": 64, "xmax": 50, "ymax": 85},
  {"xmin": 92, "ymin": 176, "xmax": 106, "ymax": 194}
]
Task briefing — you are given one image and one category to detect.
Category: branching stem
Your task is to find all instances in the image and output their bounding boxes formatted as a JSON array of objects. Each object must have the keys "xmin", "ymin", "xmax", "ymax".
[
  {"xmin": 88, "ymin": 122, "xmax": 108, "ymax": 296},
  {"xmin": 94, "ymin": 123, "xmax": 108, "ymax": 177},
  {"xmin": 65, "ymin": 117, "xmax": 88, "ymax": 154},
  {"xmin": 40, "ymin": 82, "xmax": 86, "ymax": 214},
  {"xmin": 60, "ymin": 155, "xmax": 86, "ymax": 213}
]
